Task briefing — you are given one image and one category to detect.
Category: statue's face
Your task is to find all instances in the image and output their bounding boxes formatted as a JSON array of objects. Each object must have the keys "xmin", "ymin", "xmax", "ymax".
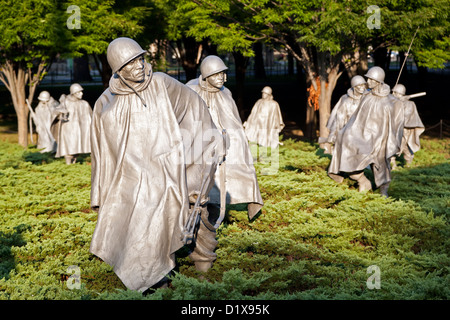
[
  {"xmin": 367, "ymin": 78, "xmax": 380, "ymax": 89},
  {"xmin": 73, "ymin": 91, "xmax": 83, "ymax": 100},
  {"xmin": 393, "ymin": 92, "xmax": 403, "ymax": 99},
  {"xmin": 120, "ymin": 55, "xmax": 145, "ymax": 82},
  {"xmin": 354, "ymin": 83, "xmax": 366, "ymax": 94},
  {"xmin": 206, "ymin": 72, "xmax": 225, "ymax": 89},
  {"xmin": 262, "ymin": 92, "xmax": 270, "ymax": 99}
]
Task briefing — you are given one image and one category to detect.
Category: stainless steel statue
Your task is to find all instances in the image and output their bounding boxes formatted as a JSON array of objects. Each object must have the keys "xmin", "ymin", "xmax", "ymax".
[
  {"xmin": 389, "ymin": 84, "xmax": 425, "ymax": 168},
  {"xmin": 325, "ymin": 76, "xmax": 367, "ymax": 147},
  {"xmin": 243, "ymin": 86, "xmax": 285, "ymax": 150},
  {"xmin": 328, "ymin": 66, "xmax": 400, "ymax": 197},
  {"xmin": 55, "ymin": 83, "xmax": 92, "ymax": 164},
  {"xmin": 89, "ymin": 38, "xmax": 224, "ymax": 291},
  {"xmin": 186, "ymin": 55, "xmax": 263, "ymax": 221},
  {"xmin": 28, "ymin": 91, "xmax": 60, "ymax": 153}
]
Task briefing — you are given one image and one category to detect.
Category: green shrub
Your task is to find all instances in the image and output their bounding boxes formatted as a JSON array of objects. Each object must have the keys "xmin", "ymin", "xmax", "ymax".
[{"xmin": 0, "ymin": 137, "xmax": 448, "ymax": 300}]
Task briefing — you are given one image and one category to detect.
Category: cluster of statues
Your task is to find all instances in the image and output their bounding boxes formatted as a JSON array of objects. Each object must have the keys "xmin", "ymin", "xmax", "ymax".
[
  {"xmin": 30, "ymin": 83, "xmax": 92, "ymax": 164},
  {"xmin": 29, "ymin": 36, "xmax": 425, "ymax": 293},
  {"xmin": 324, "ymin": 66, "xmax": 425, "ymax": 197},
  {"xmin": 89, "ymin": 37, "xmax": 267, "ymax": 291}
]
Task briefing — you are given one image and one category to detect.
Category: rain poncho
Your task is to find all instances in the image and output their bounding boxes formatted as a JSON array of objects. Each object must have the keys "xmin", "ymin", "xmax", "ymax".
[
  {"xmin": 33, "ymin": 97, "xmax": 60, "ymax": 153},
  {"xmin": 90, "ymin": 63, "xmax": 221, "ymax": 291},
  {"xmin": 186, "ymin": 75, "xmax": 263, "ymax": 219},
  {"xmin": 243, "ymin": 96, "xmax": 284, "ymax": 149},
  {"xmin": 55, "ymin": 94, "xmax": 92, "ymax": 158},
  {"xmin": 389, "ymin": 96, "xmax": 424, "ymax": 160},
  {"xmin": 326, "ymin": 88, "xmax": 366, "ymax": 144},
  {"xmin": 328, "ymin": 83, "xmax": 400, "ymax": 187}
]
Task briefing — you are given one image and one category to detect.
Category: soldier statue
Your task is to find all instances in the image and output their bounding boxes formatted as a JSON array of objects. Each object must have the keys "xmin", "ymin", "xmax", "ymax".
[
  {"xmin": 389, "ymin": 83, "xmax": 425, "ymax": 168},
  {"xmin": 186, "ymin": 55, "xmax": 263, "ymax": 271},
  {"xmin": 243, "ymin": 86, "xmax": 284, "ymax": 149},
  {"xmin": 89, "ymin": 37, "xmax": 224, "ymax": 291},
  {"xmin": 30, "ymin": 91, "xmax": 60, "ymax": 153},
  {"xmin": 328, "ymin": 66, "xmax": 400, "ymax": 197},
  {"xmin": 55, "ymin": 83, "xmax": 92, "ymax": 164}
]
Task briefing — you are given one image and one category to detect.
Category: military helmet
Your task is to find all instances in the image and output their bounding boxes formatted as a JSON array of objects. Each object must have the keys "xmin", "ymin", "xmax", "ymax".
[
  {"xmin": 70, "ymin": 83, "xmax": 84, "ymax": 94},
  {"xmin": 261, "ymin": 86, "xmax": 272, "ymax": 95},
  {"xmin": 200, "ymin": 55, "xmax": 228, "ymax": 79},
  {"xmin": 37, "ymin": 91, "xmax": 50, "ymax": 102},
  {"xmin": 107, "ymin": 37, "xmax": 147, "ymax": 74},
  {"xmin": 364, "ymin": 66, "xmax": 385, "ymax": 83},
  {"xmin": 350, "ymin": 75, "xmax": 366, "ymax": 88},
  {"xmin": 392, "ymin": 84, "xmax": 406, "ymax": 95}
]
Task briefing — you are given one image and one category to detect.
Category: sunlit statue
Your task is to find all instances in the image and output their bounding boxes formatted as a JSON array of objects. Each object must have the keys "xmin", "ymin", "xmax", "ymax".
[
  {"xmin": 389, "ymin": 84, "xmax": 425, "ymax": 168},
  {"xmin": 324, "ymin": 76, "xmax": 368, "ymax": 148},
  {"xmin": 186, "ymin": 55, "xmax": 263, "ymax": 269},
  {"xmin": 89, "ymin": 38, "xmax": 223, "ymax": 291},
  {"xmin": 55, "ymin": 83, "xmax": 92, "ymax": 164},
  {"xmin": 28, "ymin": 91, "xmax": 60, "ymax": 153},
  {"xmin": 243, "ymin": 86, "xmax": 285, "ymax": 160},
  {"xmin": 328, "ymin": 66, "xmax": 400, "ymax": 197}
]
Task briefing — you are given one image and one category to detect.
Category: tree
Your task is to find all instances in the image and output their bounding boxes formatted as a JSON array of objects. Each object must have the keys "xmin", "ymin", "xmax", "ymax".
[
  {"xmin": 0, "ymin": 0, "xmax": 68, "ymax": 147},
  {"xmin": 177, "ymin": 0, "xmax": 450, "ymax": 141},
  {"xmin": 64, "ymin": 0, "xmax": 148, "ymax": 88}
]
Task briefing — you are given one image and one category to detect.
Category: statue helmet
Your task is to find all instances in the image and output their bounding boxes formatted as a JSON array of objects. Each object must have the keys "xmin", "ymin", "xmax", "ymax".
[
  {"xmin": 261, "ymin": 86, "xmax": 272, "ymax": 95},
  {"xmin": 107, "ymin": 37, "xmax": 147, "ymax": 74},
  {"xmin": 364, "ymin": 66, "xmax": 385, "ymax": 83},
  {"xmin": 392, "ymin": 84, "xmax": 406, "ymax": 95},
  {"xmin": 70, "ymin": 83, "xmax": 84, "ymax": 94},
  {"xmin": 37, "ymin": 91, "xmax": 50, "ymax": 102},
  {"xmin": 200, "ymin": 55, "xmax": 228, "ymax": 79},
  {"xmin": 350, "ymin": 75, "xmax": 366, "ymax": 88}
]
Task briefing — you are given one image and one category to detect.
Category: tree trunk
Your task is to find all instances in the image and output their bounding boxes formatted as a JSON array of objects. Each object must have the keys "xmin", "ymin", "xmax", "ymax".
[
  {"xmin": 0, "ymin": 60, "xmax": 46, "ymax": 147},
  {"xmin": 232, "ymin": 51, "xmax": 249, "ymax": 119},
  {"xmin": 253, "ymin": 42, "xmax": 266, "ymax": 79},
  {"xmin": 92, "ymin": 53, "xmax": 112, "ymax": 89},
  {"xmin": 73, "ymin": 55, "xmax": 92, "ymax": 82}
]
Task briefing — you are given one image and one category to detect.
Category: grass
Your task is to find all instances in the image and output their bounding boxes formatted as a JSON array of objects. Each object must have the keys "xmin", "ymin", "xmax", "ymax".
[{"xmin": 0, "ymin": 134, "xmax": 448, "ymax": 300}]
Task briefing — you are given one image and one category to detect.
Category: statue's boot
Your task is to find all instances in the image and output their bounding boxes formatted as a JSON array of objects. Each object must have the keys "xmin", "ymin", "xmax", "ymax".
[
  {"xmin": 328, "ymin": 172, "xmax": 344, "ymax": 184},
  {"xmin": 379, "ymin": 183, "xmax": 390, "ymax": 197},
  {"xmin": 350, "ymin": 172, "xmax": 372, "ymax": 192}
]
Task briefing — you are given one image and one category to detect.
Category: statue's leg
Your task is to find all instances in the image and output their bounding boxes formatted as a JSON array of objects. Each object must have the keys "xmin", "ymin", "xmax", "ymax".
[
  {"xmin": 189, "ymin": 203, "xmax": 220, "ymax": 272},
  {"xmin": 64, "ymin": 155, "xmax": 73, "ymax": 165},
  {"xmin": 349, "ymin": 171, "xmax": 372, "ymax": 192}
]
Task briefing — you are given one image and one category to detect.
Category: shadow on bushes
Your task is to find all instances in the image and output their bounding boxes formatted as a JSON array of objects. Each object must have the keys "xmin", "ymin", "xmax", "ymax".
[
  {"xmin": 390, "ymin": 162, "xmax": 450, "ymax": 217},
  {"xmin": 0, "ymin": 224, "xmax": 28, "ymax": 280}
]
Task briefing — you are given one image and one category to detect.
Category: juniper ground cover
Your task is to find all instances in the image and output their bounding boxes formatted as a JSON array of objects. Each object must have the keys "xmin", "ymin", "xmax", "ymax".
[{"xmin": 0, "ymin": 135, "xmax": 448, "ymax": 300}]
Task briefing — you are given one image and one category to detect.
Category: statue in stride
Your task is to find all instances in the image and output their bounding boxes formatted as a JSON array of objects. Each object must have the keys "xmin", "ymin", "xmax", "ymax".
[
  {"xmin": 389, "ymin": 84, "xmax": 425, "ymax": 168},
  {"xmin": 324, "ymin": 75, "xmax": 368, "ymax": 149},
  {"xmin": 243, "ymin": 86, "xmax": 285, "ymax": 150},
  {"xmin": 328, "ymin": 66, "xmax": 400, "ymax": 197},
  {"xmin": 90, "ymin": 38, "xmax": 224, "ymax": 292},
  {"xmin": 186, "ymin": 55, "xmax": 263, "ymax": 271},
  {"xmin": 28, "ymin": 91, "xmax": 60, "ymax": 153},
  {"xmin": 55, "ymin": 83, "xmax": 92, "ymax": 164}
]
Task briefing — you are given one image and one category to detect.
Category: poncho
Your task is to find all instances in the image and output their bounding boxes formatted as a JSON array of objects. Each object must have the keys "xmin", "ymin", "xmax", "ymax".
[
  {"xmin": 328, "ymin": 83, "xmax": 400, "ymax": 187},
  {"xmin": 186, "ymin": 76, "xmax": 263, "ymax": 219},
  {"xmin": 244, "ymin": 96, "xmax": 284, "ymax": 149},
  {"xmin": 90, "ymin": 63, "xmax": 221, "ymax": 291},
  {"xmin": 55, "ymin": 94, "xmax": 92, "ymax": 157},
  {"xmin": 34, "ymin": 97, "xmax": 60, "ymax": 153},
  {"xmin": 326, "ymin": 88, "xmax": 366, "ymax": 144}
]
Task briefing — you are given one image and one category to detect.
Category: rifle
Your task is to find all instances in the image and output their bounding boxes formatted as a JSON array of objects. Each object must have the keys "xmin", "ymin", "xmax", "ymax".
[
  {"xmin": 182, "ymin": 129, "xmax": 227, "ymax": 244},
  {"xmin": 26, "ymin": 99, "xmax": 36, "ymax": 144},
  {"xmin": 404, "ymin": 92, "xmax": 426, "ymax": 100}
]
